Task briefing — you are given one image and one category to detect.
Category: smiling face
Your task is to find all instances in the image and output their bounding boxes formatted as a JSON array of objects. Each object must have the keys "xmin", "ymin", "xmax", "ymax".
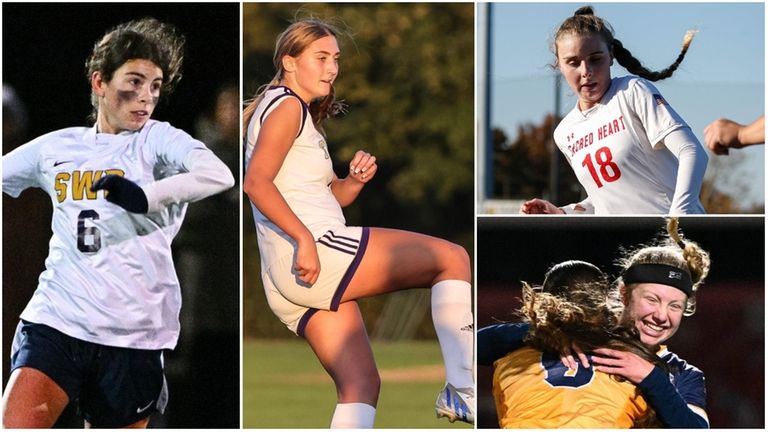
[
  {"xmin": 281, "ymin": 35, "xmax": 339, "ymax": 103},
  {"xmin": 556, "ymin": 32, "xmax": 613, "ymax": 111},
  {"xmin": 92, "ymin": 59, "xmax": 163, "ymax": 134},
  {"xmin": 623, "ymin": 282, "xmax": 687, "ymax": 347}
]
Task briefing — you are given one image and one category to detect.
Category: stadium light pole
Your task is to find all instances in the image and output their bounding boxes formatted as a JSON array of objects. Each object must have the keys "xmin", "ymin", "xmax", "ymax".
[{"xmin": 477, "ymin": 2, "xmax": 493, "ymax": 207}]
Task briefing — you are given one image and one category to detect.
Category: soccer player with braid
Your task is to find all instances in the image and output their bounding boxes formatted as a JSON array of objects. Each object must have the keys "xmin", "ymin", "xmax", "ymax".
[
  {"xmin": 480, "ymin": 218, "xmax": 710, "ymax": 427},
  {"xmin": 594, "ymin": 217, "xmax": 710, "ymax": 427},
  {"xmin": 243, "ymin": 19, "xmax": 474, "ymax": 427},
  {"xmin": 520, "ymin": 6, "xmax": 708, "ymax": 214},
  {"xmin": 2, "ymin": 18, "xmax": 234, "ymax": 428}
]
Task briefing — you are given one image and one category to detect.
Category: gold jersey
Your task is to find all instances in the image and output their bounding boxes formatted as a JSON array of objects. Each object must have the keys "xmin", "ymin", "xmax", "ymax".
[{"xmin": 493, "ymin": 346, "xmax": 648, "ymax": 428}]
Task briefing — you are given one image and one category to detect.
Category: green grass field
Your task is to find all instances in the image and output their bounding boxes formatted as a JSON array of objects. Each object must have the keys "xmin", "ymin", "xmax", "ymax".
[{"xmin": 243, "ymin": 338, "xmax": 472, "ymax": 428}]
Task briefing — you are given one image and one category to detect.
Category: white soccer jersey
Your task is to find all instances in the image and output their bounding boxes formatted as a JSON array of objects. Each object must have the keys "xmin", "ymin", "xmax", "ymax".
[
  {"xmin": 3, "ymin": 120, "xmax": 225, "ymax": 350},
  {"xmin": 554, "ymin": 76, "xmax": 706, "ymax": 214},
  {"xmin": 245, "ymin": 86, "xmax": 346, "ymax": 270}
]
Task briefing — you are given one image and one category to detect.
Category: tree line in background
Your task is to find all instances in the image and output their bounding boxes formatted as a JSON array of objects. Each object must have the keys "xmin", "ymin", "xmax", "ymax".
[
  {"xmin": 491, "ymin": 114, "xmax": 764, "ymax": 214},
  {"xmin": 242, "ymin": 3, "xmax": 475, "ymax": 338}
]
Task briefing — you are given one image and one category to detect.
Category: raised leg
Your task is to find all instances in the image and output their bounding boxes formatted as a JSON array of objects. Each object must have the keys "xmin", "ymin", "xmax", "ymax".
[
  {"xmin": 342, "ymin": 227, "xmax": 471, "ymax": 300},
  {"xmin": 340, "ymin": 227, "xmax": 474, "ymax": 395}
]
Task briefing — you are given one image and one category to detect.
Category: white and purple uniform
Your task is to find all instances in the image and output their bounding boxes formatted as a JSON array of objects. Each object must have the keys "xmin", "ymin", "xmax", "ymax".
[{"xmin": 245, "ymin": 86, "xmax": 368, "ymax": 335}]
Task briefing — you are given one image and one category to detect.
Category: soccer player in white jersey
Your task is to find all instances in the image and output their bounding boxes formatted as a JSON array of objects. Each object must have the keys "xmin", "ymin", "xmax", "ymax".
[
  {"xmin": 520, "ymin": 6, "xmax": 708, "ymax": 215},
  {"xmin": 1, "ymin": 18, "xmax": 234, "ymax": 428},
  {"xmin": 243, "ymin": 19, "xmax": 474, "ymax": 427}
]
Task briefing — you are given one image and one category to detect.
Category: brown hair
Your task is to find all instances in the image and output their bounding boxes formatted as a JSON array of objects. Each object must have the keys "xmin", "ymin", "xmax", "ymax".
[
  {"xmin": 243, "ymin": 18, "xmax": 346, "ymax": 137},
  {"xmin": 618, "ymin": 218, "xmax": 710, "ymax": 316},
  {"xmin": 85, "ymin": 17, "xmax": 185, "ymax": 122},
  {"xmin": 541, "ymin": 260, "xmax": 609, "ymax": 298},
  {"xmin": 554, "ymin": 6, "xmax": 696, "ymax": 82},
  {"xmin": 520, "ymin": 283, "xmax": 665, "ymax": 427},
  {"xmin": 521, "ymin": 282, "xmax": 662, "ymax": 368}
]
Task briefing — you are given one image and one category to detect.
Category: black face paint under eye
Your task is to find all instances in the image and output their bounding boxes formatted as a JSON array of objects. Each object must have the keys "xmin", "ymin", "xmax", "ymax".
[
  {"xmin": 116, "ymin": 90, "xmax": 158, "ymax": 106},
  {"xmin": 117, "ymin": 90, "xmax": 138, "ymax": 103}
]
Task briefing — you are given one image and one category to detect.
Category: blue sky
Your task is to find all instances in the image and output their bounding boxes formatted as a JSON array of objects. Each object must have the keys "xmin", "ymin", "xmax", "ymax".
[{"xmin": 480, "ymin": 2, "xmax": 765, "ymax": 207}]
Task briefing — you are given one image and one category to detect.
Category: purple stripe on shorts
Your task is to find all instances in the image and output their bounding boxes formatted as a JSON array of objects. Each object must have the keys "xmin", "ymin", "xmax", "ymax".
[
  {"xmin": 317, "ymin": 239, "xmax": 356, "ymax": 255},
  {"xmin": 320, "ymin": 233, "xmax": 359, "ymax": 249},
  {"xmin": 330, "ymin": 227, "xmax": 370, "ymax": 311},
  {"xmin": 297, "ymin": 308, "xmax": 320, "ymax": 338},
  {"xmin": 326, "ymin": 231, "xmax": 360, "ymax": 244}
]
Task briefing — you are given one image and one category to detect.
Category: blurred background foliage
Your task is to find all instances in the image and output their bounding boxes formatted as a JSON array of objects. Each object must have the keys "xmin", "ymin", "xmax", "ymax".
[
  {"xmin": 243, "ymin": 3, "xmax": 475, "ymax": 339},
  {"xmin": 491, "ymin": 115, "xmax": 765, "ymax": 214}
]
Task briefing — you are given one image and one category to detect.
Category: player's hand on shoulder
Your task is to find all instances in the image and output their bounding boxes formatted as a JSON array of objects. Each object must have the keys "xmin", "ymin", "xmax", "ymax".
[
  {"xmin": 348, "ymin": 150, "xmax": 377, "ymax": 184},
  {"xmin": 520, "ymin": 198, "xmax": 563, "ymax": 214},
  {"xmin": 91, "ymin": 175, "xmax": 149, "ymax": 214},
  {"xmin": 560, "ymin": 342, "xmax": 590, "ymax": 371},
  {"xmin": 591, "ymin": 347, "xmax": 655, "ymax": 384}
]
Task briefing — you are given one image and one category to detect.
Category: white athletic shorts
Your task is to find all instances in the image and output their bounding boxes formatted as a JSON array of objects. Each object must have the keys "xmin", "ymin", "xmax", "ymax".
[{"xmin": 262, "ymin": 226, "xmax": 370, "ymax": 336}]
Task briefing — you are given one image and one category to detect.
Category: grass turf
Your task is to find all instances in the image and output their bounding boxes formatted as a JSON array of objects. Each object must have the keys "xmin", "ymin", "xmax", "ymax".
[{"xmin": 243, "ymin": 339, "xmax": 472, "ymax": 428}]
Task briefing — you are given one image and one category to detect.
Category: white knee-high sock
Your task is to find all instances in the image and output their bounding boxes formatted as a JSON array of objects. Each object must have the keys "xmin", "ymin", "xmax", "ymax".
[
  {"xmin": 330, "ymin": 403, "xmax": 376, "ymax": 428},
  {"xmin": 431, "ymin": 280, "xmax": 474, "ymax": 389}
]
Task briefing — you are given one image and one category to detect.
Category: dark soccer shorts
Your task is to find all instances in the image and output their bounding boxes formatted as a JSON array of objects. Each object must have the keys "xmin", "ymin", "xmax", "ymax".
[{"xmin": 10, "ymin": 320, "xmax": 168, "ymax": 427}]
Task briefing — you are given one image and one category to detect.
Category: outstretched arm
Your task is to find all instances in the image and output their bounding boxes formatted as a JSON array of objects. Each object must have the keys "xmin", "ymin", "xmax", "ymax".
[
  {"xmin": 91, "ymin": 150, "xmax": 234, "ymax": 214},
  {"xmin": 705, "ymin": 115, "xmax": 765, "ymax": 155},
  {"xmin": 142, "ymin": 149, "xmax": 234, "ymax": 212}
]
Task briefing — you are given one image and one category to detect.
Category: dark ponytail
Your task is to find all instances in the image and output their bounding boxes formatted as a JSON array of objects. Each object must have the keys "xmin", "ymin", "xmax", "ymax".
[
  {"xmin": 555, "ymin": 6, "xmax": 696, "ymax": 81},
  {"xmin": 612, "ymin": 30, "xmax": 696, "ymax": 82}
]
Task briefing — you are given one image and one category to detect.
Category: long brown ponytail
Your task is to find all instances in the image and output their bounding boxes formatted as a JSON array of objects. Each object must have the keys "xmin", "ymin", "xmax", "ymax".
[{"xmin": 554, "ymin": 6, "xmax": 696, "ymax": 82}]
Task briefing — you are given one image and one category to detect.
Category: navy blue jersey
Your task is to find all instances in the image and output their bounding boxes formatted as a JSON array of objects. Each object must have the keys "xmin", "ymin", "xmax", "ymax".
[
  {"xmin": 660, "ymin": 347, "xmax": 707, "ymax": 409},
  {"xmin": 478, "ymin": 323, "xmax": 528, "ymax": 366}
]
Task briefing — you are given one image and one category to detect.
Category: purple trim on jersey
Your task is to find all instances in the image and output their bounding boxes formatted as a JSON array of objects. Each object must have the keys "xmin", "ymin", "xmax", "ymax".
[
  {"xmin": 297, "ymin": 309, "xmax": 320, "ymax": 338},
  {"xmin": 260, "ymin": 86, "xmax": 308, "ymax": 137},
  {"xmin": 329, "ymin": 227, "xmax": 370, "ymax": 311}
]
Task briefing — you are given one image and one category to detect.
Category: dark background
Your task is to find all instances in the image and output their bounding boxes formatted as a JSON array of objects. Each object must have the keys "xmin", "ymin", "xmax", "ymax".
[
  {"xmin": 2, "ymin": 3, "xmax": 239, "ymax": 428},
  {"xmin": 477, "ymin": 216, "xmax": 764, "ymax": 428}
]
